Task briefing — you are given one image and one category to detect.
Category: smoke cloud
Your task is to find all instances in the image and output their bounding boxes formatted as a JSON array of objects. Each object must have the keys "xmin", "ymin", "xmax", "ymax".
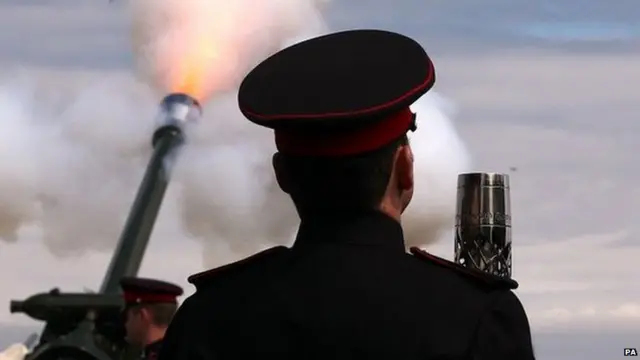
[
  {"xmin": 128, "ymin": 0, "xmax": 329, "ymax": 100},
  {"xmin": 0, "ymin": 0, "xmax": 468, "ymax": 268},
  {"xmin": 0, "ymin": 73, "xmax": 157, "ymax": 255},
  {"xmin": 405, "ymin": 95, "xmax": 470, "ymax": 248}
]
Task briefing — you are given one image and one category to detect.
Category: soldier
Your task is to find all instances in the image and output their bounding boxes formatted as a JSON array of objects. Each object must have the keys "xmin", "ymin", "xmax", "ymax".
[
  {"xmin": 119, "ymin": 277, "xmax": 183, "ymax": 360},
  {"xmin": 159, "ymin": 29, "xmax": 535, "ymax": 359}
]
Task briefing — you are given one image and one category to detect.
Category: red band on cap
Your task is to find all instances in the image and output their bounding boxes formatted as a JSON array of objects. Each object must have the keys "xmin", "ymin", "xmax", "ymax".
[
  {"xmin": 274, "ymin": 108, "xmax": 414, "ymax": 156},
  {"xmin": 123, "ymin": 291, "xmax": 177, "ymax": 304}
]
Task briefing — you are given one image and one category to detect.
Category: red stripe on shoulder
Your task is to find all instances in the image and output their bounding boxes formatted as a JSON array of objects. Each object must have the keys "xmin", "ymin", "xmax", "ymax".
[
  {"xmin": 188, "ymin": 246, "xmax": 289, "ymax": 288},
  {"xmin": 410, "ymin": 247, "xmax": 518, "ymax": 290}
]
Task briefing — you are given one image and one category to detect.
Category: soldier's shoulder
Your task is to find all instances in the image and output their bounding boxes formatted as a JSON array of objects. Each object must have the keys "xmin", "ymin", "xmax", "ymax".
[
  {"xmin": 409, "ymin": 247, "xmax": 518, "ymax": 291},
  {"xmin": 187, "ymin": 246, "xmax": 290, "ymax": 289}
]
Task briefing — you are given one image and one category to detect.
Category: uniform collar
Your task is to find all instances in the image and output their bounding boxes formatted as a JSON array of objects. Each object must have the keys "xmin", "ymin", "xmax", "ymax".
[
  {"xmin": 143, "ymin": 339, "xmax": 162, "ymax": 360},
  {"xmin": 292, "ymin": 210, "xmax": 406, "ymax": 253}
]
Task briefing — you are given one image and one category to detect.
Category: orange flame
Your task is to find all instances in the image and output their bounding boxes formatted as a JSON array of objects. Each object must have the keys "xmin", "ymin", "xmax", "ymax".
[
  {"xmin": 130, "ymin": 0, "xmax": 288, "ymax": 104},
  {"xmin": 166, "ymin": 39, "xmax": 218, "ymax": 103}
]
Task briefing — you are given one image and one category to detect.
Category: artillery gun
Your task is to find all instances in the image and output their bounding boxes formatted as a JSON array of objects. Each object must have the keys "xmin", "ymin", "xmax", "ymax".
[{"xmin": 7, "ymin": 94, "xmax": 201, "ymax": 360}]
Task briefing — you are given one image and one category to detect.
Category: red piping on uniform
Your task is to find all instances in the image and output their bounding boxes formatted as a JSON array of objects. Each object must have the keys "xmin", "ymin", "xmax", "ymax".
[
  {"xmin": 123, "ymin": 292, "xmax": 177, "ymax": 303},
  {"xmin": 274, "ymin": 107, "xmax": 414, "ymax": 156}
]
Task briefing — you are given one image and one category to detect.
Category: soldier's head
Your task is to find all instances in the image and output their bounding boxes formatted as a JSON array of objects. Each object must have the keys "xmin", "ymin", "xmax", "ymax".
[
  {"xmin": 238, "ymin": 29, "xmax": 435, "ymax": 219},
  {"xmin": 119, "ymin": 277, "xmax": 183, "ymax": 347}
]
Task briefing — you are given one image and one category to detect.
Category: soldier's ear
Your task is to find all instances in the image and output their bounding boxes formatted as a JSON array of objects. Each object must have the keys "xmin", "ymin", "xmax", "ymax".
[
  {"xmin": 272, "ymin": 153, "xmax": 292, "ymax": 194},
  {"xmin": 394, "ymin": 144, "xmax": 414, "ymax": 191},
  {"xmin": 139, "ymin": 307, "xmax": 153, "ymax": 323}
]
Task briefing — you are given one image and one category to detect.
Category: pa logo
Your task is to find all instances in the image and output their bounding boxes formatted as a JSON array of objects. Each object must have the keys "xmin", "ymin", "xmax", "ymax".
[{"xmin": 624, "ymin": 348, "xmax": 638, "ymax": 356}]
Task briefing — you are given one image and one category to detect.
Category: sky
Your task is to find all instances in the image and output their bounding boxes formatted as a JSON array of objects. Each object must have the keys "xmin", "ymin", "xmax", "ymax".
[{"xmin": 0, "ymin": 0, "xmax": 639, "ymax": 359}]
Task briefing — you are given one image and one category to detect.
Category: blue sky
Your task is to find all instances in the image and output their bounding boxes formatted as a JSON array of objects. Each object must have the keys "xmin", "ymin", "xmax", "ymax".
[{"xmin": 0, "ymin": 1, "xmax": 639, "ymax": 359}]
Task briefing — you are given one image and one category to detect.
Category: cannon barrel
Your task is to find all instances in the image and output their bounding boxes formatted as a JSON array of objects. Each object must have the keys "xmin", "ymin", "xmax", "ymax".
[
  {"xmin": 9, "ymin": 293, "xmax": 123, "ymax": 321},
  {"xmin": 100, "ymin": 93, "xmax": 201, "ymax": 293},
  {"xmin": 10, "ymin": 300, "xmax": 25, "ymax": 314}
]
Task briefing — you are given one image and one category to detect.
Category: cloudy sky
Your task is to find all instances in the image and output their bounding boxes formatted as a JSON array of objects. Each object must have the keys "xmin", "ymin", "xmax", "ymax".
[{"xmin": 0, "ymin": 0, "xmax": 639, "ymax": 359}]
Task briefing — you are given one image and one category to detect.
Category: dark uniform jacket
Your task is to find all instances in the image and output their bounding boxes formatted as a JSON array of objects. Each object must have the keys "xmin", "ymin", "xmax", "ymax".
[
  {"xmin": 143, "ymin": 339, "xmax": 162, "ymax": 360},
  {"xmin": 159, "ymin": 211, "xmax": 535, "ymax": 360}
]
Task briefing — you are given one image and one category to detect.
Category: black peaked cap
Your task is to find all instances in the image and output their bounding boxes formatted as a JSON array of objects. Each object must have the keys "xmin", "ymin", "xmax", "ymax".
[{"xmin": 238, "ymin": 29, "xmax": 435, "ymax": 131}]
